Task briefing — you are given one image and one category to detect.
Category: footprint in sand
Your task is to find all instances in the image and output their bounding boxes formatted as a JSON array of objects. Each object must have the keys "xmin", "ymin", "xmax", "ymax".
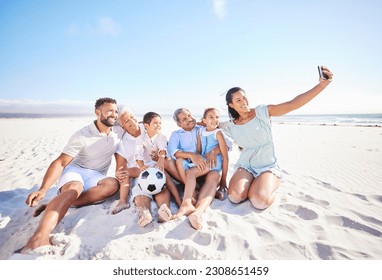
[
  {"xmin": 315, "ymin": 242, "xmax": 333, "ymax": 260},
  {"xmin": 192, "ymin": 232, "xmax": 211, "ymax": 246},
  {"xmin": 341, "ymin": 216, "xmax": 382, "ymax": 237},
  {"xmin": 280, "ymin": 204, "xmax": 318, "ymax": 220},
  {"xmin": 299, "ymin": 194, "xmax": 330, "ymax": 207}
]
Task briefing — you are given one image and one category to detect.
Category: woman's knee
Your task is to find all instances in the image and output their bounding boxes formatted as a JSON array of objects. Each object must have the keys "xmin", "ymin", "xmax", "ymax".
[
  {"xmin": 227, "ymin": 179, "xmax": 251, "ymax": 204},
  {"xmin": 227, "ymin": 188, "xmax": 247, "ymax": 204},
  {"xmin": 248, "ymin": 191, "xmax": 275, "ymax": 210}
]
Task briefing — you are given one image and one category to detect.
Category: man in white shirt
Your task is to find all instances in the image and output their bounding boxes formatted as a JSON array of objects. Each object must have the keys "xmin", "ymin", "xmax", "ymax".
[{"xmin": 21, "ymin": 97, "xmax": 124, "ymax": 253}]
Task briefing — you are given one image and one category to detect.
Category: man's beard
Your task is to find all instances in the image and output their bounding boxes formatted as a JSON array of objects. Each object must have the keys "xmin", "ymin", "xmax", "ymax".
[{"xmin": 100, "ymin": 115, "xmax": 116, "ymax": 127}]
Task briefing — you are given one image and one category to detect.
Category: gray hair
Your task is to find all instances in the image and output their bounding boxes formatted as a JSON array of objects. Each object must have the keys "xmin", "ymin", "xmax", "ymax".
[
  {"xmin": 173, "ymin": 108, "xmax": 190, "ymax": 122},
  {"xmin": 116, "ymin": 105, "xmax": 133, "ymax": 126}
]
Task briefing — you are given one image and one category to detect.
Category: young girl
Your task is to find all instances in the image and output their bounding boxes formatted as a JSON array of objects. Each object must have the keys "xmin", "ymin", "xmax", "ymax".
[{"xmin": 173, "ymin": 107, "xmax": 228, "ymax": 229}]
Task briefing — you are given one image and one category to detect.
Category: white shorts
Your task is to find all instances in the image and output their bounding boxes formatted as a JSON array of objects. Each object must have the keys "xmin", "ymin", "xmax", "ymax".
[
  {"xmin": 131, "ymin": 183, "xmax": 153, "ymax": 201},
  {"xmin": 57, "ymin": 164, "xmax": 106, "ymax": 192},
  {"xmin": 129, "ymin": 177, "xmax": 167, "ymax": 201}
]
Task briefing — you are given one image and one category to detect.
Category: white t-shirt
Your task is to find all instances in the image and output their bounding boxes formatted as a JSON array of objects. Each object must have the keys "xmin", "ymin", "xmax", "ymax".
[
  {"xmin": 136, "ymin": 124, "xmax": 168, "ymax": 167},
  {"xmin": 63, "ymin": 121, "xmax": 125, "ymax": 175},
  {"xmin": 116, "ymin": 128, "xmax": 139, "ymax": 168}
]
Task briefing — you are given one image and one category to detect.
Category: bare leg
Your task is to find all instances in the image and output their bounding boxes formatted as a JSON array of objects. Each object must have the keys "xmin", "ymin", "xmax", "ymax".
[
  {"xmin": 33, "ymin": 177, "xmax": 119, "ymax": 216},
  {"xmin": 21, "ymin": 182, "xmax": 83, "ymax": 253},
  {"xmin": 153, "ymin": 188, "xmax": 171, "ymax": 208},
  {"xmin": 247, "ymin": 171, "xmax": 279, "ymax": 209},
  {"xmin": 112, "ymin": 178, "xmax": 130, "ymax": 214},
  {"xmin": 72, "ymin": 177, "xmax": 119, "ymax": 207},
  {"xmin": 227, "ymin": 168, "xmax": 254, "ymax": 204},
  {"xmin": 153, "ymin": 188, "xmax": 173, "ymax": 223},
  {"xmin": 175, "ymin": 158, "xmax": 187, "ymax": 184},
  {"xmin": 188, "ymin": 171, "xmax": 220, "ymax": 230},
  {"xmin": 164, "ymin": 171, "xmax": 182, "ymax": 207},
  {"xmin": 165, "ymin": 157, "xmax": 184, "ymax": 183},
  {"xmin": 173, "ymin": 167, "xmax": 209, "ymax": 220},
  {"xmin": 134, "ymin": 194, "xmax": 153, "ymax": 227}
]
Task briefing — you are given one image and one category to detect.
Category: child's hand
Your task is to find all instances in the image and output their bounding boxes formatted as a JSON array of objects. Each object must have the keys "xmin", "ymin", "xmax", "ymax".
[
  {"xmin": 150, "ymin": 150, "xmax": 159, "ymax": 161},
  {"xmin": 140, "ymin": 165, "xmax": 150, "ymax": 171},
  {"xmin": 205, "ymin": 150, "xmax": 218, "ymax": 168},
  {"xmin": 190, "ymin": 153, "xmax": 208, "ymax": 171}
]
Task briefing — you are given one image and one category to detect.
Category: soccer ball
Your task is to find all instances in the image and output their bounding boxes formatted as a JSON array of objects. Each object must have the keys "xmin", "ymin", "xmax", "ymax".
[{"xmin": 137, "ymin": 167, "xmax": 166, "ymax": 195}]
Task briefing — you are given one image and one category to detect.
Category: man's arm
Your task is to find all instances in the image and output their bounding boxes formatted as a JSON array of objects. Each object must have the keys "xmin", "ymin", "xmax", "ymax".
[
  {"xmin": 167, "ymin": 130, "xmax": 181, "ymax": 160},
  {"xmin": 174, "ymin": 150, "xmax": 208, "ymax": 171},
  {"xmin": 25, "ymin": 153, "xmax": 73, "ymax": 207}
]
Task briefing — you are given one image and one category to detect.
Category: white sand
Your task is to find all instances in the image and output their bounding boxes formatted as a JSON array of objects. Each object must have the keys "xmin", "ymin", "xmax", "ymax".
[{"xmin": 0, "ymin": 117, "xmax": 381, "ymax": 260}]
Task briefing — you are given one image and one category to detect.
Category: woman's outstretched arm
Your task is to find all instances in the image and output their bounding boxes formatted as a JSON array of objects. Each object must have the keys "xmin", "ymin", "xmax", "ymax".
[{"xmin": 268, "ymin": 66, "xmax": 333, "ymax": 117}]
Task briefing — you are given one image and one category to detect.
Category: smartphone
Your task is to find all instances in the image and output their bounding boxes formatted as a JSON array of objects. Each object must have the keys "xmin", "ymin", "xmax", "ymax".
[{"xmin": 318, "ymin": 66, "xmax": 329, "ymax": 80}]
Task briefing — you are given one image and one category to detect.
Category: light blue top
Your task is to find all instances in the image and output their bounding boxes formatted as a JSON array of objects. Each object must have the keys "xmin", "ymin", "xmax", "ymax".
[
  {"xmin": 200, "ymin": 127, "xmax": 220, "ymax": 155},
  {"xmin": 220, "ymin": 105, "xmax": 280, "ymax": 177},
  {"xmin": 167, "ymin": 125, "xmax": 202, "ymax": 160},
  {"xmin": 168, "ymin": 124, "xmax": 233, "ymax": 158},
  {"xmin": 200, "ymin": 127, "xmax": 223, "ymax": 172}
]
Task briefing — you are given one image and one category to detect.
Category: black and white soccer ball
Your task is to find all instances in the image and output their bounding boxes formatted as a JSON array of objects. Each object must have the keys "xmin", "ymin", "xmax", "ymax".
[{"xmin": 137, "ymin": 167, "xmax": 166, "ymax": 195}]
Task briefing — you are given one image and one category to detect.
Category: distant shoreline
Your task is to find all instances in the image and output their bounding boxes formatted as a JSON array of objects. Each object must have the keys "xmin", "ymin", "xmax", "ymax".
[
  {"xmin": 1, "ymin": 112, "xmax": 381, "ymax": 127},
  {"xmin": 0, "ymin": 113, "xmax": 94, "ymax": 119}
]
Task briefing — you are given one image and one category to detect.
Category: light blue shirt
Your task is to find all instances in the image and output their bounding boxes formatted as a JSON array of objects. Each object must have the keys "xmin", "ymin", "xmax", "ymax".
[
  {"xmin": 168, "ymin": 125, "xmax": 232, "ymax": 160},
  {"xmin": 220, "ymin": 105, "xmax": 280, "ymax": 177},
  {"xmin": 167, "ymin": 125, "xmax": 202, "ymax": 159}
]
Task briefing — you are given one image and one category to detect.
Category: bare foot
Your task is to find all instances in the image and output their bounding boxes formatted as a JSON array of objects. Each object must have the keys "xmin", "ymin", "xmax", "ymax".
[
  {"xmin": 188, "ymin": 211, "xmax": 203, "ymax": 230},
  {"xmin": 137, "ymin": 208, "xmax": 153, "ymax": 227},
  {"xmin": 172, "ymin": 203, "xmax": 196, "ymax": 220},
  {"xmin": 111, "ymin": 201, "xmax": 130, "ymax": 214},
  {"xmin": 33, "ymin": 204, "xmax": 47, "ymax": 217},
  {"xmin": 19, "ymin": 245, "xmax": 53, "ymax": 255},
  {"xmin": 20, "ymin": 234, "xmax": 52, "ymax": 254},
  {"xmin": 158, "ymin": 204, "xmax": 172, "ymax": 223}
]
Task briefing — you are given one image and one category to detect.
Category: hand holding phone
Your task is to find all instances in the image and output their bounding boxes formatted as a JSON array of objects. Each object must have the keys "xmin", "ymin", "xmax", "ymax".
[{"xmin": 318, "ymin": 66, "xmax": 329, "ymax": 80}]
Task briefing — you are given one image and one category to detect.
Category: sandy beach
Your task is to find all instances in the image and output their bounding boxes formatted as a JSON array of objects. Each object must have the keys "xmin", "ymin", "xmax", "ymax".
[{"xmin": 0, "ymin": 117, "xmax": 381, "ymax": 260}]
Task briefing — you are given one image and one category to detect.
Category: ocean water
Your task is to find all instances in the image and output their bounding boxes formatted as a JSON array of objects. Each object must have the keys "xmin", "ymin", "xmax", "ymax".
[
  {"xmin": 0, "ymin": 113, "xmax": 381, "ymax": 127},
  {"xmin": 272, "ymin": 114, "xmax": 382, "ymax": 127}
]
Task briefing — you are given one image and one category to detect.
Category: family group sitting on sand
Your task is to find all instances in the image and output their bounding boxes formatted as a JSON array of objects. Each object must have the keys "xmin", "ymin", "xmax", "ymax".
[{"xmin": 20, "ymin": 67, "xmax": 333, "ymax": 254}]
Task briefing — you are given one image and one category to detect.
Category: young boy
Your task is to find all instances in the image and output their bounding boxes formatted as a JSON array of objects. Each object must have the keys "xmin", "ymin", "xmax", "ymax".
[{"xmin": 136, "ymin": 111, "xmax": 182, "ymax": 208}]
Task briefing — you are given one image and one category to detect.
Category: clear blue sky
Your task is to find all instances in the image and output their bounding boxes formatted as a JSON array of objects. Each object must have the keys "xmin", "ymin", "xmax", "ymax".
[{"xmin": 1, "ymin": 0, "xmax": 381, "ymax": 115}]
